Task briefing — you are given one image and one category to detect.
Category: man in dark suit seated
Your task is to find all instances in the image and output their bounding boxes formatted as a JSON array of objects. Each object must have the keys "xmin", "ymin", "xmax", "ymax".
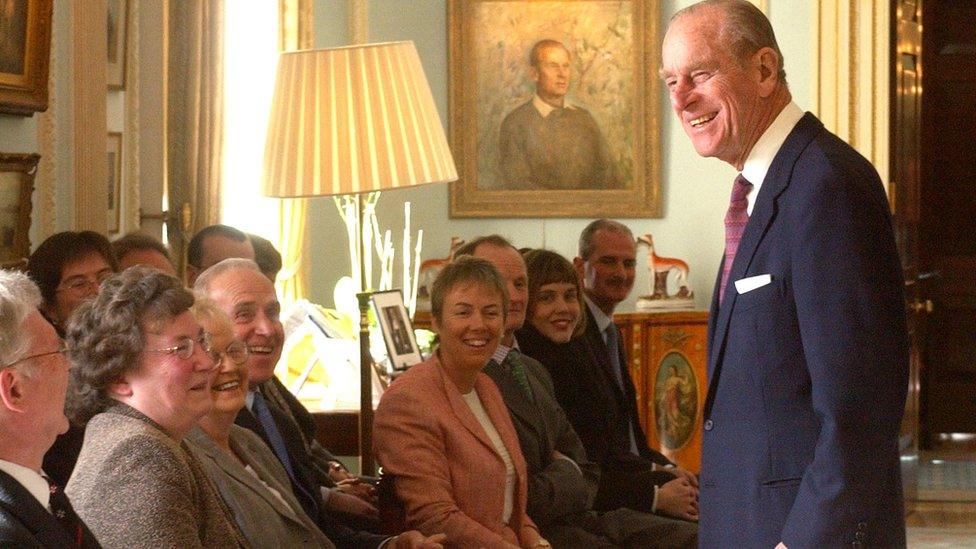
[
  {"xmin": 196, "ymin": 258, "xmax": 443, "ymax": 549},
  {"xmin": 0, "ymin": 269, "xmax": 100, "ymax": 548},
  {"xmin": 188, "ymin": 226, "xmax": 377, "ymax": 512},
  {"xmin": 559, "ymin": 220, "xmax": 700, "ymax": 521},
  {"xmin": 459, "ymin": 236, "xmax": 697, "ymax": 547}
]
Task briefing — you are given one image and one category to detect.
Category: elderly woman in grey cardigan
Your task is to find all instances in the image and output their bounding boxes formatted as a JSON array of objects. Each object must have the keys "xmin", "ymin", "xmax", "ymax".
[
  {"xmin": 64, "ymin": 267, "xmax": 245, "ymax": 548},
  {"xmin": 185, "ymin": 297, "xmax": 335, "ymax": 548}
]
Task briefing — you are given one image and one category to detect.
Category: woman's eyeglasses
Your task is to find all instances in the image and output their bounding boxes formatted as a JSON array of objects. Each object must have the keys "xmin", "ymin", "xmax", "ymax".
[
  {"xmin": 210, "ymin": 340, "xmax": 250, "ymax": 366},
  {"xmin": 149, "ymin": 332, "xmax": 214, "ymax": 361}
]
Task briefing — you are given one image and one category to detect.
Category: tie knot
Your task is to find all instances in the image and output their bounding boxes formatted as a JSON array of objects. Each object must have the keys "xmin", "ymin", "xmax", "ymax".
[{"xmin": 730, "ymin": 174, "xmax": 753, "ymax": 205}]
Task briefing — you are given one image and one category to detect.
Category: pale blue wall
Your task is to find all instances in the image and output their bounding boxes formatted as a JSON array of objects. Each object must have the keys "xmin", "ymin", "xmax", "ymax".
[{"xmin": 307, "ymin": 0, "xmax": 814, "ymax": 312}]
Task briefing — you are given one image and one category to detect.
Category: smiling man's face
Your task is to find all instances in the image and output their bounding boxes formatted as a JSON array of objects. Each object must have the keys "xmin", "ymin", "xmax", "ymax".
[
  {"xmin": 661, "ymin": 8, "xmax": 767, "ymax": 169},
  {"xmin": 206, "ymin": 267, "xmax": 283, "ymax": 385}
]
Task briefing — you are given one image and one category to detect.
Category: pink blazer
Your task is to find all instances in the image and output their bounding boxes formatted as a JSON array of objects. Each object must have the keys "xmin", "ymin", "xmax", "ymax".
[{"xmin": 373, "ymin": 354, "xmax": 539, "ymax": 548}]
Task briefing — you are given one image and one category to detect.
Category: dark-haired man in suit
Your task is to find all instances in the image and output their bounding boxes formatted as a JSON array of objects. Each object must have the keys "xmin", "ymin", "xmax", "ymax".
[
  {"xmin": 566, "ymin": 220, "xmax": 699, "ymax": 521},
  {"xmin": 0, "ymin": 269, "xmax": 100, "ymax": 548},
  {"xmin": 661, "ymin": 1, "xmax": 908, "ymax": 547}
]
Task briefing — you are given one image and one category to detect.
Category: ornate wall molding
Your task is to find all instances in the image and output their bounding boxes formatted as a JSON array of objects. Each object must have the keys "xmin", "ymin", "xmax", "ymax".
[
  {"xmin": 35, "ymin": 0, "xmax": 58, "ymax": 240},
  {"xmin": 123, "ymin": 0, "xmax": 141, "ymax": 233},
  {"xmin": 813, "ymin": 0, "xmax": 890, "ymax": 186},
  {"xmin": 72, "ymin": 0, "xmax": 108, "ymax": 230}
]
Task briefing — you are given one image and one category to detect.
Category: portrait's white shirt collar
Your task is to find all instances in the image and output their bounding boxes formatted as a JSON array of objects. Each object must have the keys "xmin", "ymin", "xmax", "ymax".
[
  {"xmin": 532, "ymin": 94, "xmax": 578, "ymax": 118},
  {"xmin": 740, "ymin": 101, "xmax": 804, "ymax": 215},
  {"xmin": 0, "ymin": 458, "xmax": 51, "ymax": 511}
]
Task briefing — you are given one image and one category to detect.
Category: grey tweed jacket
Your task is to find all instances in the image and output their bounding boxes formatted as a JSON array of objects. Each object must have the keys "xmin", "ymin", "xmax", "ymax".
[
  {"xmin": 66, "ymin": 404, "xmax": 245, "ymax": 549},
  {"xmin": 186, "ymin": 425, "xmax": 335, "ymax": 548}
]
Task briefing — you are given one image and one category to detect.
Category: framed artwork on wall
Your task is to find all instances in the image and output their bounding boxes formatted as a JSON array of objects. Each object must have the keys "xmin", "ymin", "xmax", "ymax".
[
  {"xmin": 107, "ymin": 132, "xmax": 122, "ymax": 234},
  {"xmin": 448, "ymin": 0, "xmax": 661, "ymax": 218},
  {"xmin": 107, "ymin": 0, "xmax": 127, "ymax": 89},
  {"xmin": 0, "ymin": 0, "xmax": 52, "ymax": 116},
  {"xmin": 0, "ymin": 153, "xmax": 39, "ymax": 266}
]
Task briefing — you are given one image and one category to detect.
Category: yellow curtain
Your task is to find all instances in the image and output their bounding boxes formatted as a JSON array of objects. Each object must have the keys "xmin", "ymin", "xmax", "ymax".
[{"xmin": 275, "ymin": 0, "xmax": 313, "ymax": 304}]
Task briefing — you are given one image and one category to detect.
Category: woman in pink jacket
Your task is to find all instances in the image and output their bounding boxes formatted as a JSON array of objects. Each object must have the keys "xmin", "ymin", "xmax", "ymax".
[{"xmin": 373, "ymin": 256, "xmax": 550, "ymax": 548}]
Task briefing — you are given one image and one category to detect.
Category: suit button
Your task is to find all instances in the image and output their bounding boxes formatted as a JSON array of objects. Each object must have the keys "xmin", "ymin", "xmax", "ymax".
[{"xmin": 704, "ymin": 419, "xmax": 713, "ymax": 431}]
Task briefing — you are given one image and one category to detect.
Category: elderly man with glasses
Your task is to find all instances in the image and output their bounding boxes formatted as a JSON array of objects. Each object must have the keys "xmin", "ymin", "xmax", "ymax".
[{"xmin": 0, "ymin": 269, "xmax": 100, "ymax": 548}]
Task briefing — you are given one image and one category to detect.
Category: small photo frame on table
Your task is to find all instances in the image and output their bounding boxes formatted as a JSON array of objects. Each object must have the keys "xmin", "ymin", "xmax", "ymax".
[
  {"xmin": 0, "ymin": 153, "xmax": 39, "ymax": 267},
  {"xmin": 107, "ymin": 132, "xmax": 122, "ymax": 234},
  {"xmin": 107, "ymin": 0, "xmax": 127, "ymax": 90},
  {"xmin": 371, "ymin": 289, "xmax": 423, "ymax": 372}
]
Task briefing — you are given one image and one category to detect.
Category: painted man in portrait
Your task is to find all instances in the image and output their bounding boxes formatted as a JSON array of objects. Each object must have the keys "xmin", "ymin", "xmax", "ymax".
[{"xmin": 498, "ymin": 39, "xmax": 619, "ymax": 191}]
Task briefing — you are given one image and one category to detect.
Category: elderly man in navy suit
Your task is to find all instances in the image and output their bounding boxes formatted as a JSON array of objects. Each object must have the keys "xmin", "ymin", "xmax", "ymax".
[
  {"xmin": 661, "ymin": 1, "xmax": 909, "ymax": 547},
  {"xmin": 0, "ymin": 270, "xmax": 100, "ymax": 548}
]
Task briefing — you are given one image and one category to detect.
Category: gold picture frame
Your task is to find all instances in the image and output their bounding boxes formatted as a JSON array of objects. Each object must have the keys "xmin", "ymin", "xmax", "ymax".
[
  {"xmin": 0, "ymin": 0, "xmax": 53, "ymax": 116},
  {"xmin": 0, "ymin": 153, "xmax": 39, "ymax": 266},
  {"xmin": 107, "ymin": 132, "xmax": 122, "ymax": 234},
  {"xmin": 107, "ymin": 0, "xmax": 127, "ymax": 90},
  {"xmin": 448, "ymin": 0, "xmax": 661, "ymax": 218}
]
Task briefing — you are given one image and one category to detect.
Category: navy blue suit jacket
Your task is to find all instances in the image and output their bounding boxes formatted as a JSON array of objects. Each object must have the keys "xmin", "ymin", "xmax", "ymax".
[{"xmin": 701, "ymin": 113, "xmax": 908, "ymax": 548}]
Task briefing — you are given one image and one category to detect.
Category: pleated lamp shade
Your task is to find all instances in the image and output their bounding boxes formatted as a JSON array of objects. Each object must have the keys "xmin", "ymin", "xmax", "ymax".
[{"xmin": 262, "ymin": 41, "xmax": 457, "ymax": 198}]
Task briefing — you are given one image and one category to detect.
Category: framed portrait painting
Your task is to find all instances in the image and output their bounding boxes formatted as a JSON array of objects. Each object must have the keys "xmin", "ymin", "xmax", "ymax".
[
  {"xmin": 0, "ymin": 153, "xmax": 39, "ymax": 266},
  {"xmin": 0, "ymin": 0, "xmax": 53, "ymax": 116},
  {"xmin": 448, "ymin": 0, "xmax": 661, "ymax": 218}
]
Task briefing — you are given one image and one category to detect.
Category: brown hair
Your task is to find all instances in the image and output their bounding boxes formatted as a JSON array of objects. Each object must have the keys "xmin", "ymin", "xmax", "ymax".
[
  {"xmin": 522, "ymin": 248, "xmax": 586, "ymax": 338},
  {"xmin": 27, "ymin": 231, "xmax": 118, "ymax": 308},
  {"xmin": 430, "ymin": 256, "xmax": 508, "ymax": 325}
]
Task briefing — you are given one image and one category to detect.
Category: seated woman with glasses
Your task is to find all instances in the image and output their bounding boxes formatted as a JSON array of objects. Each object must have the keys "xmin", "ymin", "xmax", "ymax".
[
  {"xmin": 64, "ymin": 267, "xmax": 246, "ymax": 548},
  {"xmin": 28, "ymin": 231, "xmax": 119, "ymax": 488},
  {"xmin": 26, "ymin": 231, "xmax": 118, "ymax": 337},
  {"xmin": 185, "ymin": 296, "xmax": 337, "ymax": 548}
]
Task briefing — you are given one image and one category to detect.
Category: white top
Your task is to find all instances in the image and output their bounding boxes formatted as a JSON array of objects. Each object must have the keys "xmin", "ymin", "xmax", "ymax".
[
  {"xmin": 532, "ymin": 94, "xmax": 582, "ymax": 118},
  {"xmin": 461, "ymin": 390, "xmax": 515, "ymax": 523},
  {"xmin": 0, "ymin": 458, "xmax": 50, "ymax": 511},
  {"xmin": 740, "ymin": 101, "xmax": 805, "ymax": 215}
]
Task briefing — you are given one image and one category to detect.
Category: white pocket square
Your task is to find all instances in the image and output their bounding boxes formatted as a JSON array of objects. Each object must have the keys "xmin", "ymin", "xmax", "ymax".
[{"xmin": 735, "ymin": 274, "xmax": 772, "ymax": 294}]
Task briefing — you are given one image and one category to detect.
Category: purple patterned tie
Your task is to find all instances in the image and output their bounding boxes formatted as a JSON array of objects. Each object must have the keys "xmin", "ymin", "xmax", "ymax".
[{"xmin": 720, "ymin": 174, "xmax": 753, "ymax": 304}]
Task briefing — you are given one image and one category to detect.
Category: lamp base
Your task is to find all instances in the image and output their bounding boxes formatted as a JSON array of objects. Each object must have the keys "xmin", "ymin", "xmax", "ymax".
[{"xmin": 357, "ymin": 290, "xmax": 376, "ymax": 476}]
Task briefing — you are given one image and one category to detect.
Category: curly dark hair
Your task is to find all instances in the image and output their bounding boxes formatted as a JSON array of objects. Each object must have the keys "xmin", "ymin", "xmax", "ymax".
[{"xmin": 65, "ymin": 266, "xmax": 194, "ymax": 425}]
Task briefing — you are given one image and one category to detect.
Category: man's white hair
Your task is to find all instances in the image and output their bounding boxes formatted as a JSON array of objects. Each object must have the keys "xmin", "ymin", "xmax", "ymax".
[
  {"xmin": 0, "ymin": 269, "xmax": 43, "ymax": 369},
  {"xmin": 193, "ymin": 257, "xmax": 264, "ymax": 294}
]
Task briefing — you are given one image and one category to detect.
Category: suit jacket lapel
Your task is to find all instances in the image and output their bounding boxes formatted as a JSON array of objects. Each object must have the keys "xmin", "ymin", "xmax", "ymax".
[
  {"xmin": 584, "ymin": 307, "xmax": 625, "ymax": 402},
  {"xmin": 0, "ymin": 469, "xmax": 76, "ymax": 547},
  {"xmin": 485, "ymin": 359, "xmax": 547, "ymax": 452},
  {"xmin": 228, "ymin": 431, "xmax": 306, "ymax": 524},
  {"xmin": 437, "ymin": 357, "xmax": 498, "ymax": 453},
  {"xmin": 706, "ymin": 113, "xmax": 824, "ymax": 417}
]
